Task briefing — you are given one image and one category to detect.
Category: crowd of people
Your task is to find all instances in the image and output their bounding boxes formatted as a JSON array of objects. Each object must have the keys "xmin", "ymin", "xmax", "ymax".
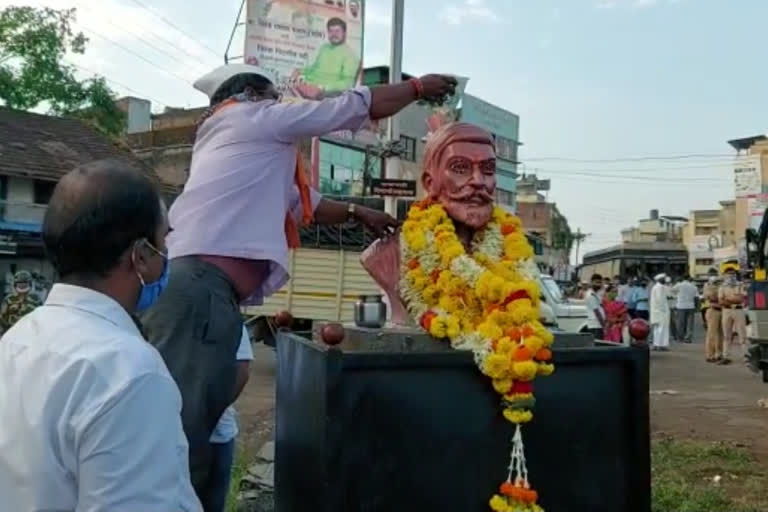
[{"xmin": 580, "ymin": 269, "xmax": 748, "ymax": 361}]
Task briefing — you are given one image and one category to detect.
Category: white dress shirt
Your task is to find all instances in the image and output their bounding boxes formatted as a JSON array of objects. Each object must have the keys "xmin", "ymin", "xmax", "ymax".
[
  {"xmin": 0, "ymin": 284, "xmax": 201, "ymax": 512},
  {"xmin": 673, "ymin": 280, "xmax": 698, "ymax": 310}
]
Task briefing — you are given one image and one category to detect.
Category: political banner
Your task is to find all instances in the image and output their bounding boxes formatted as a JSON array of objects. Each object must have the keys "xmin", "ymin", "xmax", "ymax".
[
  {"xmin": 245, "ymin": 0, "xmax": 365, "ymax": 102},
  {"xmin": 734, "ymin": 155, "xmax": 762, "ymax": 198}
]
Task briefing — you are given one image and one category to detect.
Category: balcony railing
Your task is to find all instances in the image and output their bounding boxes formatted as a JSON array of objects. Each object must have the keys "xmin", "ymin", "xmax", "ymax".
[{"xmin": 0, "ymin": 200, "xmax": 47, "ymax": 233}]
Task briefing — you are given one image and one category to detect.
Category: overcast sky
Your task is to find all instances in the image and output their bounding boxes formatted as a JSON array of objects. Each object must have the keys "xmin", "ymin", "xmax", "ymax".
[{"xmin": 3, "ymin": 0, "xmax": 767, "ymax": 260}]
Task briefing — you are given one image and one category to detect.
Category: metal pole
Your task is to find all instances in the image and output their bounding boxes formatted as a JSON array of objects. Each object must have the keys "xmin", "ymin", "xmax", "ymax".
[{"xmin": 384, "ymin": 0, "xmax": 405, "ymax": 217}]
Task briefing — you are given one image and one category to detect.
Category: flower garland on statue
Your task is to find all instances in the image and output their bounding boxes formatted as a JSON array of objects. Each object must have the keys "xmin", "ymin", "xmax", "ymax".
[{"xmin": 400, "ymin": 200, "xmax": 555, "ymax": 512}]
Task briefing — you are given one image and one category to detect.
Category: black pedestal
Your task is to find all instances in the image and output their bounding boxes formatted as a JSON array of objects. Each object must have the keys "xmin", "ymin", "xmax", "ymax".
[{"xmin": 275, "ymin": 331, "xmax": 650, "ymax": 512}]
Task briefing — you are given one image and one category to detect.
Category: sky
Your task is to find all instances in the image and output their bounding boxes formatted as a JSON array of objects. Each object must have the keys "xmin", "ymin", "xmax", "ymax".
[{"xmin": 2, "ymin": 0, "xmax": 767, "ymax": 260}]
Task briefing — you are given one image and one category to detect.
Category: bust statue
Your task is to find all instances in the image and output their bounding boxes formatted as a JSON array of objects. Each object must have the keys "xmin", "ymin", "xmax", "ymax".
[{"xmin": 361, "ymin": 122, "xmax": 498, "ymax": 325}]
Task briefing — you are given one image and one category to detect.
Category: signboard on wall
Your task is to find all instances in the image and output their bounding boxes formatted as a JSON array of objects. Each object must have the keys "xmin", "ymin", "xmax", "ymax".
[
  {"xmin": 245, "ymin": 0, "xmax": 365, "ymax": 101},
  {"xmin": 371, "ymin": 178, "xmax": 417, "ymax": 197},
  {"xmin": 734, "ymin": 155, "xmax": 762, "ymax": 198},
  {"xmin": 748, "ymin": 193, "xmax": 768, "ymax": 231}
]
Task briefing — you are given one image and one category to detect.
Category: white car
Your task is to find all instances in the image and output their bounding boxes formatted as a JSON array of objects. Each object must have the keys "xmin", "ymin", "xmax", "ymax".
[{"xmin": 538, "ymin": 274, "xmax": 589, "ymax": 333}]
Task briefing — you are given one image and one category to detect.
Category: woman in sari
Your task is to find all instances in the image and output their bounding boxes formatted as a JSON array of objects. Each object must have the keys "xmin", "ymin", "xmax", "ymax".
[{"xmin": 603, "ymin": 285, "xmax": 629, "ymax": 343}]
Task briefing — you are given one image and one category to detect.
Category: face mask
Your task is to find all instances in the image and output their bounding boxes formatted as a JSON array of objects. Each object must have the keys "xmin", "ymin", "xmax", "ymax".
[{"xmin": 134, "ymin": 241, "xmax": 170, "ymax": 313}]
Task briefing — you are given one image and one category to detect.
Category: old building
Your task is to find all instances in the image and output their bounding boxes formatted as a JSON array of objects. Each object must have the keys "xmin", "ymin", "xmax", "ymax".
[
  {"xmin": 0, "ymin": 107, "xmax": 169, "ymax": 292},
  {"xmin": 580, "ymin": 210, "xmax": 687, "ymax": 280}
]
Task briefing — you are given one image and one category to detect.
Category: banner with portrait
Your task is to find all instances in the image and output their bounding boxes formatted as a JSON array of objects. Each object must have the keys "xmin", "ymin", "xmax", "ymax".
[{"xmin": 245, "ymin": 0, "xmax": 365, "ymax": 102}]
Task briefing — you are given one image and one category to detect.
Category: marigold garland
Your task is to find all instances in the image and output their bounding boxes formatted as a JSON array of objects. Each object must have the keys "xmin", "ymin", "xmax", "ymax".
[{"xmin": 400, "ymin": 201, "xmax": 555, "ymax": 512}]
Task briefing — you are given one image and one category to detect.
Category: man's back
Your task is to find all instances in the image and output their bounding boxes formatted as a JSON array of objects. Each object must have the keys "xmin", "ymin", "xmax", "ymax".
[
  {"xmin": 0, "ymin": 284, "xmax": 200, "ymax": 512},
  {"xmin": 674, "ymin": 280, "xmax": 698, "ymax": 309}
]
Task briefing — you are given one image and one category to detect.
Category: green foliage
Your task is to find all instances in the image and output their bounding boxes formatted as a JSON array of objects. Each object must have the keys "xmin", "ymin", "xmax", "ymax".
[{"xmin": 0, "ymin": 6, "xmax": 124, "ymax": 137}]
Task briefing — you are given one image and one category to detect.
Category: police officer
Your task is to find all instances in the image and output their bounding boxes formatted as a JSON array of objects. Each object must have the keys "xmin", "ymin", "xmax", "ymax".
[
  {"xmin": 702, "ymin": 268, "xmax": 722, "ymax": 363},
  {"xmin": 718, "ymin": 265, "xmax": 746, "ymax": 365},
  {"xmin": 0, "ymin": 270, "xmax": 42, "ymax": 333}
]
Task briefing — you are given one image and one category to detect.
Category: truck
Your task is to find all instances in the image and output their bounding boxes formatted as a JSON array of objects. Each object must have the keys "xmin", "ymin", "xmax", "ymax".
[
  {"xmin": 745, "ymin": 211, "xmax": 768, "ymax": 380},
  {"xmin": 242, "ymin": 229, "xmax": 587, "ymax": 344}
]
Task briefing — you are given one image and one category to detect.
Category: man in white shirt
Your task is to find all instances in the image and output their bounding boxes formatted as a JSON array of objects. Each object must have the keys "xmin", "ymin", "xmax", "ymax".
[
  {"xmin": 205, "ymin": 326, "xmax": 254, "ymax": 512},
  {"xmin": 585, "ymin": 273, "xmax": 606, "ymax": 340},
  {"xmin": 651, "ymin": 273, "xmax": 671, "ymax": 351},
  {"xmin": 673, "ymin": 275, "xmax": 698, "ymax": 344},
  {"xmin": 0, "ymin": 160, "xmax": 201, "ymax": 511}
]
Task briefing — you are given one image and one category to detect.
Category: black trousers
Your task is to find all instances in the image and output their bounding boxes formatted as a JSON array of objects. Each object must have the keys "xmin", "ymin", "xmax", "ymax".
[{"xmin": 139, "ymin": 256, "xmax": 242, "ymax": 505}]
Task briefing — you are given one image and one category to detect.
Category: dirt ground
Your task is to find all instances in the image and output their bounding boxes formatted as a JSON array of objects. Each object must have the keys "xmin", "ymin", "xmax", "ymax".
[{"xmin": 235, "ymin": 327, "xmax": 768, "ymax": 457}]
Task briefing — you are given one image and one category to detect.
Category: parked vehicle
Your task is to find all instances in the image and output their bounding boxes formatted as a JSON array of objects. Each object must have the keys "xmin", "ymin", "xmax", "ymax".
[{"xmin": 539, "ymin": 274, "xmax": 589, "ymax": 333}]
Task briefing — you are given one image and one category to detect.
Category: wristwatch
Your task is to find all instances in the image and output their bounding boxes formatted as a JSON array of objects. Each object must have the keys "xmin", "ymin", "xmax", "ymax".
[{"xmin": 347, "ymin": 202, "xmax": 357, "ymax": 222}]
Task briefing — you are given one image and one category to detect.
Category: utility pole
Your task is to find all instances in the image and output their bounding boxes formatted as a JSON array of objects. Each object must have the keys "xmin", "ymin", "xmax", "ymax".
[
  {"xmin": 573, "ymin": 228, "xmax": 591, "ymax": 265},
  {"xmin": 384, "ymin": 0, "xmax": 405, "ymax": 217}
]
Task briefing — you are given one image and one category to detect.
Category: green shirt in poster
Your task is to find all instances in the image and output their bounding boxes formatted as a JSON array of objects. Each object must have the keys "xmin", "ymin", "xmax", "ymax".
[{"xmin": 301, "ymin": 43, "xmax": 360, "ymax": 93}]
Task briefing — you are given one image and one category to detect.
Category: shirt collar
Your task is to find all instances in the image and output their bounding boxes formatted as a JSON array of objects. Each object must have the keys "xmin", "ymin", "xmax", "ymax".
[{"xmin": 44, "ymin": 284, "xmax": 142, "ymax": 338}]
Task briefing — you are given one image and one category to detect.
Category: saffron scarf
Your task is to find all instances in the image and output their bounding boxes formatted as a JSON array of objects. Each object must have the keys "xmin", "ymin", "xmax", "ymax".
[{"xmin": 199, "ymin": 95, "xmax": 313, "ymax": 249}]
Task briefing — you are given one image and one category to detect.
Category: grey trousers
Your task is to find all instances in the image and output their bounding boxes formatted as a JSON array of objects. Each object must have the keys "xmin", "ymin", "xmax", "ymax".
[
  {"xmin": 139, "ymin": 256, "xmax": 242, "ymax": 500},
  {"xmin": 676, "ymin": 308, "xmax": 695, "ymax": 343}
]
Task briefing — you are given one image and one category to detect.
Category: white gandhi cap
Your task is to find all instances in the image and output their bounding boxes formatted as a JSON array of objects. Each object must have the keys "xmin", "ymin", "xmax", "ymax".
[{"xmin": 193, "ymin": 64, "xmax": 278, "ymax": 99}]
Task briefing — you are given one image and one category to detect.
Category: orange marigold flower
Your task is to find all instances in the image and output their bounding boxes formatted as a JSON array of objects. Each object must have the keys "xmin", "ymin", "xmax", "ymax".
[
  {"xmin": 501, "ymin": 224, "xmax": 516, "ymax": 235},
  {"xmin": 499, "ymin": 482, "xmax": 517, "ymax": 497},
  {"xmin": 420, "ymin": 311, "xmax": 437, "ymax": 330},
  {"xmin": 521, "ymin": 325, "xmax": 534, "ymax": 338},
  {"xmin": 506, "ymin": 327, "xmax": 521, "ymax": 340},
  {"xmin": 430, "ymin": 269, "xmax": 441, "ymax": 282},
  {"xmin": 521, "ymin": 488, "xmax": 539, "ymax": 503},
  {"xmin": 536, "ymin": 348, "xmax": 553, "ymax": 361},
  {"xmin": 408, "ymin": 259, "xmax": 420, "ymax": 270},
  {"xmin": 513, "ymin": 346, "xmax": 533, "ymax": 361}
]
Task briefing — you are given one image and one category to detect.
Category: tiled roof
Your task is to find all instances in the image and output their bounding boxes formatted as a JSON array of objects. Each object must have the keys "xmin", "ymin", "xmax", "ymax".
[{"xmin": 0, "ymin": 107, "xmax": 175, "ymax": 194}]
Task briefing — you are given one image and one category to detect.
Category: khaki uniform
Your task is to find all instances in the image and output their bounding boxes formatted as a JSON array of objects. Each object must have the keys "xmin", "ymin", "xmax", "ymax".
[
  {"xmin": 718, "ymin": 280, "xmax": 747, "ymax": 359},
  {"xmin": 702, "ymin": 281, "xmax": 723, "ymax": 360},
  {"xmin": 0, "ymin": 292, "xmax": 41, "ymax": 332}
]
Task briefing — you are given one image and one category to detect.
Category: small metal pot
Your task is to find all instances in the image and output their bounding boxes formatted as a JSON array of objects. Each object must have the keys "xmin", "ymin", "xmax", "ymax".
[{"xmin": 354, "ymin": 294, "xmax": 387, "ymax": 328}]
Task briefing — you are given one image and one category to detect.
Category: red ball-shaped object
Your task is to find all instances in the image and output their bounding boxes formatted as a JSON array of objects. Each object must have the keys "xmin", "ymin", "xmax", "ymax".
[
  {"xmin": 274, "ymin": 311, "xmax": 293, "ymax": 329},
  {"xmin": 321, "ymin": 323, "xmax": 345, "ymax": 346},
  {"xmin": 628, "ymin": 318, "xmax": 650, "ymax": 341}
]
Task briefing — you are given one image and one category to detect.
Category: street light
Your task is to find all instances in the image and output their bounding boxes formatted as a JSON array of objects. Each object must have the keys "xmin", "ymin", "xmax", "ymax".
[{"xmin": 384, "ymin": 0, "xmax": 405, "ymax": 217}]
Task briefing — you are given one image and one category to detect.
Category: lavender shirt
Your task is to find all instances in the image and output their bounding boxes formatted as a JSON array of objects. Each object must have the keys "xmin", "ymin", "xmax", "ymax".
[{"xmin": 167, "ymin": 87, "xmax": 372, "ymax": 304}]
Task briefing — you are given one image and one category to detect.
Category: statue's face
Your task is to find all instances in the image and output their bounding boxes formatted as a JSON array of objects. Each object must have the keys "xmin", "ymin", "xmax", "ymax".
[{"xmin": 424, "ymin": 141, "xmax": 497, "ymax": 229}]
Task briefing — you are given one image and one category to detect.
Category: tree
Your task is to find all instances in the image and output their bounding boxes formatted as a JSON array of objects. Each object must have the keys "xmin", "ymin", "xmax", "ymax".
[{"xmin": 0, "ymin": 6, "xmax": 125, "ymax": 137}]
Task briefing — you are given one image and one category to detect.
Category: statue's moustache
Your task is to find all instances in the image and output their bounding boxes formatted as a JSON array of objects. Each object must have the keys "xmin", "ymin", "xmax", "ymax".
[{"xmin": 448, "ymin": 190, "xmax": 494, "ymax": 204}]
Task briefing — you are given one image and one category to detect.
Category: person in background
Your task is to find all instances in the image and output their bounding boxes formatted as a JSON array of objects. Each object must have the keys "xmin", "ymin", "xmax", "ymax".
[
  {"xmin": 650, "ymin": 273, "xmax": 671, "ymax": 351},
  {"xmin": 585, "ymin": 273, "xmax": 606, "ymax": 340},
  {"xmin": 631, "ymin": 277, "xmax": 650, "ymax": 321},
  {"xmin": 602, "ymin": 285, "xmax": 628, "ymax": 344},
  {"xmin": 205, "ymin": 325, "xmax": 253, "ymax": 512},
  {"xmin": 139, "ymin": 64, "xmax": 458, "ymax": 501},
  {"xmin": 665, "ymin": 275, "xmax": 678, "ymax": 342},
  {"xmin": 599, "ymin": 276, "xmax": 612, "ymax": 299},
  {"xmin": 0, "ymin": 270, "xmax": 42, "ymax": 333},
  {"xmin": 674, "ymin": 275, "xmax": 698, "ymax": 344},
  {"xmin": 718, "ymin": 266, "xmax": 746, "ymax": 365},
  {"xmin": 617, "ymin": 276, "xmax": 632, "ymax": 306},
  {"xmin": 702, "ymin": 268, "xmax": 723, "ymax": 363},
  {"xmin": 0, "ymin": 160, "xmax": 200, "ymax": 511}
]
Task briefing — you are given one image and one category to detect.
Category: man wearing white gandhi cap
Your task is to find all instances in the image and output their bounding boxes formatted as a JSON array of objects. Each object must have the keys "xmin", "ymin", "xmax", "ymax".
[
  {"xmin": 650, "ymin": 273, "xmax": 671, "ymax": 351},
  {"xmin": 138, "ymin": 62, "xmax": 460, "ymax": 506}
]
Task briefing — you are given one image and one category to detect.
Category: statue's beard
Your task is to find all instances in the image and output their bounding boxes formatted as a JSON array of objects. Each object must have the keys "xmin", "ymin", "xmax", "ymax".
[{"xmin": 441, "ymin": 197, "xmax": 494, "ymax": 230}]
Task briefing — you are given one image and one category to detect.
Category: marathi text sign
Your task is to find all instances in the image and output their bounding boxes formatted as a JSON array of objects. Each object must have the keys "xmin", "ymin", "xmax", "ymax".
[
  {"xmin": 371, "ymin": 178, "xmax": 417, "ymax": 198},
  {"xmin": 734, "ymin": 155, "xmax": 762, "ymax": 198},
  {"xmin": 245, "ymin": 0, "xmax": 364, "ymax": 101},
  {"xmin": 748, "ymin": 193, "xmax": 768, "ymax": 231}
]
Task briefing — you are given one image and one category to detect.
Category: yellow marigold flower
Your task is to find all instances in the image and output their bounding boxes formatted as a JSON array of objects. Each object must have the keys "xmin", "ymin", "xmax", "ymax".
[
  {"xmin": 408, "ymin": 231, "xmax": 428, "ymax": 251},
  {"xmin": 523, "ymin": 336, "xmax": 544, "ymax": 353},
  {"xmin": 538, "ymin": 363, "xmax": 555, "ymax": 376},
  {"xmin": 445, "ymin": 315, "xmax": 461, "ymax": 338},
  {"xmin": 478, "ymin": 322, "xmax": 503, "ymax": 341},
  {"xmin": 483, "ymin": 354, "xmax": 510, "ymax": 379},
  {"xmin": 439, "ymin": 242, "xmax": 464, "ymax": 265},
  {"xmin": 512, "ymin": 361, "xmax": 538, "ymax": 382},
  {"xmin": 413, "ymin": 277, "xmax": 429, "ymax": 291},
  {"xmin": 489, "ymin": 494, "xmax": 510, "ymax": 512},
  {"xmin": 429, "ymin": 316, "xmax": 447, "ymax": 338},
  {"xmin": 493, "ymin": 378, "xmax": 513, "ymax": 394},
  {"xmin": 438, "ymin": 296, "xmax": 458, "ymax": 313},
  {"xmin": 423, "ymin": 285, "xmax": 439, "ymax": 306},
  {"xmin": 496, "ymin": 336, "xmax": 515, "ymax": 355},
  {"xmin": 461, "ymin": 317, "xmax": 475, "ymax": 333},
  {"xmin": 503, "ymin": 408, "xmax": 533, "ymax": 424},
  {"xmin": 509, "ymin": 392, "xmax": 533, "ymax": 401}
]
